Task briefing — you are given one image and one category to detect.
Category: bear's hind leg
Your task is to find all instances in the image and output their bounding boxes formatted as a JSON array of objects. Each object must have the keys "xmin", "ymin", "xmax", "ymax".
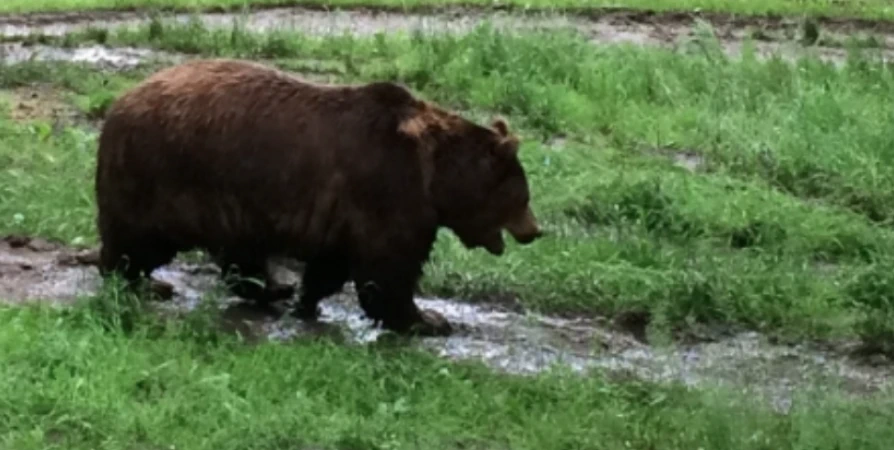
[
  {"xmin": 292, "ymin": 255, "xmax": 350, "ymax": 321},
  {"xmin": 351, "ymin": 262, "xmax": 452, "ymax": 337},
  {"xmin": 98, "ymin": 232, "xmax": 177, "ymax": 299},
  {"xmin": 216, "ymin": 253, "xmax": 295, "ymax": 306}
]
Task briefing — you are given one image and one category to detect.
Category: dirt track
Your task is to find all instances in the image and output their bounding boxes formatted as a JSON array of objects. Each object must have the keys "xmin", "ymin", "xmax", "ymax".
[
  {"xmin": 2, "ymin": 234, "xmax": 893, "ymax": 411},
  {"xmin": 2, "ymin": 5, "xmax": 894, "ymax": 65}
]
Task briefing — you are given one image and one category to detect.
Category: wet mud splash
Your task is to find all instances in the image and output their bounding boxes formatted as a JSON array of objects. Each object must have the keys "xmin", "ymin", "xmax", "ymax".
[
  {"xmin": 2, "ymin": 7, "xmax": 894, "ymax": 66},
  {"xmin": 1, "ymin": 235, "xmax": 892, "ymax": 411}
]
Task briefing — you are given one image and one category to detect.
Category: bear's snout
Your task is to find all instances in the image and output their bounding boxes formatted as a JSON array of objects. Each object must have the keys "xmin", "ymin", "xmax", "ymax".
[{"xmin": 504, "ymin": 206, "xmax": 542, "ymax": 245}]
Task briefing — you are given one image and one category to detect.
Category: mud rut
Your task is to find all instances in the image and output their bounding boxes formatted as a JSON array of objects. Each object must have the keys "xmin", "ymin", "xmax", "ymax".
[
  {"xmin": 4, "ymin": 5, "xmax": 894, "ymax": 68},
  {"xmin": 3, "ymin": 5, "xmax": 894, "ymax": 409},
  {"xmin": 2, "ymin": 234, "xmax": 893, "ymax": 411}
]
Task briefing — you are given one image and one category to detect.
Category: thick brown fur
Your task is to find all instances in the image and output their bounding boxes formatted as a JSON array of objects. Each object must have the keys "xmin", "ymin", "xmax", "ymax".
[{"xmin": 94, "ymin": 58, "xmax": 542, "ymax": 336}]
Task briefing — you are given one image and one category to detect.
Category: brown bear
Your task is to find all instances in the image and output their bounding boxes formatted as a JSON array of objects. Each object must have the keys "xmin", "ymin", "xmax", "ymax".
[{"xmin": 94, "ymin": 58, "xmax": 542, "ymax": 336}]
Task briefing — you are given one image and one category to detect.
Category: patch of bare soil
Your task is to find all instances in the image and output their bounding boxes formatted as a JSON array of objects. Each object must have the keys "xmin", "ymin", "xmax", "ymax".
[
  {"xmin": 1, "ymin": 84, "xmax": 79, "ymax": 123},
  {"xmin": 1, "ymin": 234, "xmax": 892, "ymax": 411},
  {"xmin": 1, "ymin": 6, "xmax": 894, "ymax": 65}
]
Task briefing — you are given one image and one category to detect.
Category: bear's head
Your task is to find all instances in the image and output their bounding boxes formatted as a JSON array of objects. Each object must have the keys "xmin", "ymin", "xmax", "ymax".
[{"xmin": 400, "ymin": 105, "xmax": 543, "ymax": 256}]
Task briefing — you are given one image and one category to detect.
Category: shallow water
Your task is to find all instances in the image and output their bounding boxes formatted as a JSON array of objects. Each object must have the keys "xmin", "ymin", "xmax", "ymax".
[{"xmin": 1, "ymin": 235, "xmax": 891, "ymax": 412}]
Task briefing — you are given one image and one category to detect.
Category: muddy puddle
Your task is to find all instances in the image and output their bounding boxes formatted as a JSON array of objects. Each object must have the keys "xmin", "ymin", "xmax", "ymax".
[
  {"xmin": 2, "ymin": 7, "xmax": 894, "ymax": 66},
  {"xmin": 1, "ymin": 235, "xmax": 892, "ymax": 410},
  {"xmin": 0, "ymin": 42, "xmax": 180, "ymax": 70}
]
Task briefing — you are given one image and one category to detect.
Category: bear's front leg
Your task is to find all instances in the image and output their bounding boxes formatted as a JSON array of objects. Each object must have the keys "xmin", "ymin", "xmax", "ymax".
[
  {"xmin": 293, "ymin": 254, "xmax": 351, "ymax": 321},
  {"xmin": 352, "ymin": 264, "xmax": 452, "ymax": 337}
]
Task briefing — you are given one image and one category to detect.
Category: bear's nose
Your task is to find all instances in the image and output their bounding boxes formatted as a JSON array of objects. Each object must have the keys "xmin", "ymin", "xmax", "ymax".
[{"xmin": 512, "ymin": 228, "xmax": 542, "ymax": 244}]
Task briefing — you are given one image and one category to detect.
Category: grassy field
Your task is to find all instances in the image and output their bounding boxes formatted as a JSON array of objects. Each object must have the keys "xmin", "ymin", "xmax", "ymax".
[
  {"xmin": 2, "ymin": 0, "xmax": 894, "ymax": 21},
  {"xmin": 6, "ymin": 21, "xmax": 894, "ymax": 345},
  {"xmin": 4, "ymin": 299, "xmax": 894, "ymax": 450},
  {"xmin": 4, "ymin": 12, "xmax": 894, "ymax": 449}
]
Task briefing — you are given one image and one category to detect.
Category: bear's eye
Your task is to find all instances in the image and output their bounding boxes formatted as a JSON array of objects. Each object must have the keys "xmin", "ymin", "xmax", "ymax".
[{"xmin": 493, "ymin": 165, "xmax": 528, "ymax": 204}]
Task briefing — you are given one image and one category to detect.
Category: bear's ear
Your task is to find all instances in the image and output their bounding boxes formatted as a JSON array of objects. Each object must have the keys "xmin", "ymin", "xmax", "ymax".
[{"xmin": 491, "ymin": 117, "xmax": 510, "ymax": 137}]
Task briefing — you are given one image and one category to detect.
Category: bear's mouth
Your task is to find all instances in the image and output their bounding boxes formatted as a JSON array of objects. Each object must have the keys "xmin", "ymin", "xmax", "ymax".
[
  {"xmin": 454, "ymin": 228, "xmax": 506, "ymax": 256},
  {"xmin": 503, "ymin": 206, "xmax": 543, "ymax": 245},
  {"xmin": 482, "ymin": 235, "xmax": 506, "ymax": 256}
]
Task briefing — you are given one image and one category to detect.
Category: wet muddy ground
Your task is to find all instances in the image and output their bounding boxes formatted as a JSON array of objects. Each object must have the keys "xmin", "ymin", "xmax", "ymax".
[
  {"xmin": 2, "ymin": 235, "xmax": 892, "ymax": 411},
  {"xmin": 0, "ymin": 42, "xmax": 180, "ymax": 70},
  {"xmin": 2, "ymin": 6, "xmax": 894, "ymax": 66}
]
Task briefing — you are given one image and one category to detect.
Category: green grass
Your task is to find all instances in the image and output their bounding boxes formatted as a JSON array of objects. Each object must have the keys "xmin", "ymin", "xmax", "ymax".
[
  {"xmin": 5, "ymin": 16, "xmax": 894, "ymax": 450},
  {"xmin": 6, "ymin": 21, "xmax": 894, "ymax": 346},
  {"xmin": 2, "ymin": 299, "xmax": 894, "ymax": 450},
  {"xmin": 2, "ymin": 0, "xmax": 894, "ymax": 21}
]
